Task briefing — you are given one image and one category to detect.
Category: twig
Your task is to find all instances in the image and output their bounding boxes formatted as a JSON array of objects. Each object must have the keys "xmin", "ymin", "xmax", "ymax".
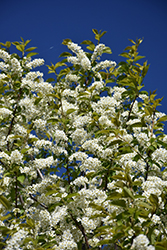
[
  {"xmin": 69, "ymin": 211, "xmax": 90, "ymax": 249},
  {"xmin": 19, "ymin": 193, "xmax": 24, "ymax": 206},
  {"xmin": 126, "ymin": 94, "xmax": 138, "ymax": 124},
  {"xmin": 29, "ymin": 193, "xmax": 48, "ymax": 209},
  {"xmin": 37, "ymin": 168, "xmax": 44, "ymax": 180}
]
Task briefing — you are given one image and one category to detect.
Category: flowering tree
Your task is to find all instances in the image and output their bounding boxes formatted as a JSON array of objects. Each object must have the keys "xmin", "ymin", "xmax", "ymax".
[{"xmin": 0, "ymin": 29, "xmax": 167, "ymax": 250}]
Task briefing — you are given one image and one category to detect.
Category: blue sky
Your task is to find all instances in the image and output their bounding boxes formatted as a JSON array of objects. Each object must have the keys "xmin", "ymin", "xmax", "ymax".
[{"xmin": 1, "ymin": 0, "xmax": 167, "ymax": 130}]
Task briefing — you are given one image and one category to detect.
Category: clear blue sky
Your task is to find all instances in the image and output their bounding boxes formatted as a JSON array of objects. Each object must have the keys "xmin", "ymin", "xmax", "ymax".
[{"xmin": 1, "ymin": 0, "xmax": 167, "ymax": 130}]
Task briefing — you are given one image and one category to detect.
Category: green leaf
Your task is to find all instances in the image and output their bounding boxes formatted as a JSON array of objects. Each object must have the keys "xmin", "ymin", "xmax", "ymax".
[
  {"xmin": 92, "ymin": 29, "xmax": 98, "ymax": 35},
  {"xmin": 123, "ymin": 187, "xmax": 134, "ymax": 200},
  {"xmin": 107, "ymin": 139, "xmax": 122, "ymax": 146},
  {"xmin": 155, "ymin": 239, "xmax": 167, "ymax": 250},
  {"xmin": 65, "ymin": 193, "xmax": 79, "ymax": 199},
  {"xmin": 59, "ymin": 52, "xmax": 72, "ymax": 57},
  {"xmin": 0, "ymin": 195, "xmax": 11, "ymax": 209},
  {"xmin": 25, "ymin": 47, "xmax": 37, "ymax": 52},
  {"xmin": 26, "ymin": 52, "xmax": 38, "ymax": 58},
  {"xmin": 134, "ymin": 55, "xmax": 145, "ymax": 62},
  {"xmin": 86, "ymin": 44, "xmax": 95, "ymax": 51},
  {"xmin": 142, "ymin": 64, "xmax": 150, "ymax": 77},
  {"xmin": 5, "ymin": 41, "xmax": 11, "ymax": 48},
  {"xmin": 110, "ymin": 199, "xmax": 126, "ymax": 208},
  {"xmin": 96, "ymin": 239, "xmax": 113, "ymax": 246},
  {"xmin": 106, "ymin": 192, "xmax": 122, "ymax": 200},
  {"xmin": 55, "ymin": 61, "xmax": 66, "ymax": 69},
  {"xmin": 103, "ymin": 47, "xmax": 112, "ymax": 54},
  {"xmin": 17, "ymin": 175, "xmax": 25, "ymax": 184},
  {"xmin": 66, "ymin": 108, "xmax": 76, "ymax": 115},
  {"xmin": 34, "ymin": 97, "xmax": 42, "ymax": 105},
  {"xmin": 149, "ymin": 194, "xmax": 158, "ymax": 207},
  {"xmin": 89, "ymin": 203, "xmax": 107, "ymax": 213},
  {"xmin": 12, "ymin": 41, "xmax": 20, "ymax": 46},
  {"xmin": 21, "ymin": 148, "xmax": 30, "ymax": 154},
  {"xmin": 47, "ymin": 118, "xmax": 59, "ymax": 123},
  {"xmin": 81, "ymin": 40, "xmax": 94, "ymax": 45},
  {"xmin": 26, "ymin": 218, "xmax": 35, "ymax": 228},
  {"xmin": 112, "ymin": 174, "xmax": 126, "ymax": 181},
  {"xmin": 119, "ymin": 52, "xmax": 130, "ymax": 58},
  {"xmin": 16, "ymin": 44, "xmax": 24, "ymax": 52},
  {"xmin": 62, "ymin": 38, "xmax": 72, "ymax": 45},
  {"xmin": 130, "ymin": 122, "xmax": 144, "ymax": 128},
  {"xmin": 24, "ymin": 39, "xmax": 31, "ymax": 46},
  {"xmin": 158, "ymin": 115, "xmax": 167, "ymax": 122},
  {"xmin": 22, "ymin": 237, "xmax": 35, "ymax": 244},
  {"xmin": 137, "ymin": 201, "xmax": 152, "ymax": 209},
  {"xmin": 0, "ymin": 42, "xmax": 7, "ymax": 47},
  {"xmin": 46, "ymin": 78, "xmax": 55, "ymax": 82}
]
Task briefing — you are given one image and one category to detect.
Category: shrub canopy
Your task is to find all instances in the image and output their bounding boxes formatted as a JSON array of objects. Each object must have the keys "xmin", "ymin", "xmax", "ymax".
[{"xmin": 0, "ymin": 30, "xmax": 167, "ymax": 250}]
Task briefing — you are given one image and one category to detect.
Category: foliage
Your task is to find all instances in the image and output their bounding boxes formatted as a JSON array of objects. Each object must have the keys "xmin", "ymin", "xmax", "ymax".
[{"xmin": 0, "ymin": 30, "xmax": 167, "ymax": 250}]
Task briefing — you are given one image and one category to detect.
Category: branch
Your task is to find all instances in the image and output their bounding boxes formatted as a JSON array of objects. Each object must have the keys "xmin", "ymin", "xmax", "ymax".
[
  {"xmin": 29, "ymin": 193, "xmax": 48, "ymax": 209},
  {"xmin": 15, "ymin": 174, "xmax": 18, "ymax": 209},
  {"xmin": 145, "ymin": 162, "xmax": 150, "ymax": 181},
  {"xmin": 69, "ymin": 211, "xmax": 90, "ymax": 249},
  {"xmin": 19, "ymin": 192, "xmax": 24, "ymax": 206},
  {"xmin": 126, "ymin": 94, "xmax": 138, "ymax": 124},
  {"xmin": 37, "ymin": 168, "xmax": 44, "ymax": 180}
]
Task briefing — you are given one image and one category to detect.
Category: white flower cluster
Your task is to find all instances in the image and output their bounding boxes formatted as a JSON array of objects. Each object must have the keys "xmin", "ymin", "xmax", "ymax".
[
  {"xmin": 10, "ymin": 150, "xmax": 23, "ymax": 164},
  {"xmin": 0, "ymin": 49, "xmax": 10, "ymax": 62},
  {"xmin": 69, "ymin": 152, "xmax": 88, "ymax": 162},
  {"xmin": 33, "ymin": 156, "xmax": 54, "ymax": 170},
  {"xmin": 0, "ymin": 108, "xmax": 12, "ymax": 118},
  {"xmin": 10, "ymin": 57, "xmax": 23, "ymax": 75},
  {"xmin": 5, "ymin": 228, "xmax": 28, "ymax": 250},
  {"xmin": 131, "ymin": 234, "xmax": 155, "ymax": 250},
  {"xmin": 67, "ymin": 41, "xmax": 91, "ymax": 71},
  {"xmin": 25, "ymin": 71, "xmax": 43, "ymax": 80},
  {"xmin": 0, "ymin": 62, "xmax": 9, "ymax": 71},
  {"xmin": 152, "ymin": 148, "xmax": 167, "ymax": 163},
  {"xmin": 56, "ymin": 230, "xmax": 77, "ymax": 250},
  {"xmin": 65, "ymin": 73, "xmax": 79, "ymax": 82},
  {"xmin": 142, "ymin": 176, "xmax": 167, "ymax": 198},
  {"xmin": 54, "ymin": 130, "xmax": 68, "ymax": 144},
  {"xmin": 91, "ymin": 43, "xmax": 106, "ymax": 62},
  {"xmin": 26, "ymin": 58, "xmax": 44, "ymax": 69},
  {"xmin": 88, "ymin": 81, "xmax": 104, "ymax": 94},
  {"xmin": 73, "ymin": 115, "xmax": 92, "ymax": 128},
  {"xmin": 72, "ymin": 176, "xmax": 88, "ymax": 186},
  {"xmin": 70, "ymin": 128, "xmax": 87, "ymax": 145},
  {"xmin": 92, "ymin": 60, "xmax": 116, "ymax": 71},
  {"xmin": 81, "ymin": 156, "xmax": 102, "ymax": 172}
]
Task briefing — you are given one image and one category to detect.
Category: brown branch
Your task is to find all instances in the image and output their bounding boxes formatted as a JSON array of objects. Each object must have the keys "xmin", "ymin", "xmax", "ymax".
[
  {"xmin": 126, "ymin": 94, "xmax": 138, "ymax": 124},
  {"xmin": 145, "ymin": 162, "xmax": 150, "ymax": 181},
  {"xmin": 29, "ymin": 193, "xmax": 48, "ymax": 209},
  {"xmin": 15, "ymin": 173, "xmax": 18, "ymax": 209},
  {"xmin": 19, "ymin": 193, "xmax": 24, "ymax": 206},
  {"xmin": 69, "ymin": 211, "xmax": 90, "ymax": 249}
]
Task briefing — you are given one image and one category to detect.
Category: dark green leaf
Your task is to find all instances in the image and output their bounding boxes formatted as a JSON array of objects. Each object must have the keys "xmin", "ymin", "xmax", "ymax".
[
  {"xmin": 110, "ymin": 199, "xmax": 126, "ymax": 208},
  {"xmin": 0, "ymin": 195, "xmax": 11, "ymax": 209}
]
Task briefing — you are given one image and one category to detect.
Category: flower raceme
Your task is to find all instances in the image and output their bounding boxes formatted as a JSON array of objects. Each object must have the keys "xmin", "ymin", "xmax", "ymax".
[{"xmin": 0, "ymin": 32, "xmax": 167, "ymax": 250}]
